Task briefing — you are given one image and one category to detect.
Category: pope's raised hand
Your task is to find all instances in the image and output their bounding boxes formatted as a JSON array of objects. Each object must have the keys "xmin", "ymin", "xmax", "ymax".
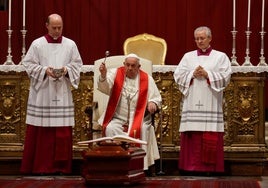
[{"xmin": 99, "ymin": 62, "xmax": 107, "ymax": 79}]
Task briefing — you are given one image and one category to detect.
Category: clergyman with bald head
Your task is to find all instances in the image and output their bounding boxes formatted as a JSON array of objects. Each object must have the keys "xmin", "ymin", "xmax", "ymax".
[{"xmin": 21, "ymin": 13, "xmax": 83, "ymax": 175}]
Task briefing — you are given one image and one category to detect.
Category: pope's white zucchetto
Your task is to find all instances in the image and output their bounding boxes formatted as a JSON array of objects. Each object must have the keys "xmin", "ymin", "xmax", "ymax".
[{"xmin": 125, "ymin": 53, "xmax": 140, "ymax": 60}]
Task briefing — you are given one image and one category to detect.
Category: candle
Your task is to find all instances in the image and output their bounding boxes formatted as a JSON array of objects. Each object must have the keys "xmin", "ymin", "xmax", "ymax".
[
  {"xmin": 233, "ymin": 0, "xmax": 236, "ymax": 28},
  {"xmin": 23, "ymin": 0, "xmax": 26, "ymax": 27},
  {"xmin": 8, "ymin": 0, "xmax": 11, "ymax": 27},
  {"xmin": 262, "ymin": 0, "xmax": 265, "ymax": 29},
  {"xmin": 247, "ymin": 0, "xmax": 251, "ymax": 28}
]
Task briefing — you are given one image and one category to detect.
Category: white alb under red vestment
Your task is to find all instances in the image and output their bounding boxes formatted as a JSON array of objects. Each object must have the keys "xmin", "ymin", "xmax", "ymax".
[{"xmin": 98, "ymin": 66, "xmax": 162, "ymax": 170}]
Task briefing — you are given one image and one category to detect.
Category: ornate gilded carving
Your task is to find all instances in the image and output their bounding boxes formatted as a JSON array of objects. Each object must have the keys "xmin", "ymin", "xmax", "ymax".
[
  {"xmin": 237, "ymin": 84, "xmax": 256, "ymax": 122},
  {"xmin": 0, "ymin": 72, "xmax": 28, "ymax": 145},
  {"xmin": 153, "ymin": 71, "xmax": 181, "ymax": 147},
  {"xmin": 0, "ymin": 70, "xmax": 266, "ymax": 158},
  {"xmin": 72, "ymin": 72, "xmax": 94, "ymax": 146},
  {"xmin": 224, "ymin": 72, "xmax": 266, "ymax": 148},
  {"xmin": 20, "ymin": 74, "xmax": 30, "ymax": 142},
  {"xmin": 223, "ymin": 79, "xmax": 235, "ymax": 146}
]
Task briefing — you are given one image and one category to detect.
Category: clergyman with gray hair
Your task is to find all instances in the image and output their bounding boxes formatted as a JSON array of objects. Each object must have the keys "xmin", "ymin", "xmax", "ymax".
[{"xmin": 174, "ymin": 26, "xmax": 232, "ymax": 175}]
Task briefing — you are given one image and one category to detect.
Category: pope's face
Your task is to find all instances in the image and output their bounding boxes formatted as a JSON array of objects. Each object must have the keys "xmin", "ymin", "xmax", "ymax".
[
  {"xmin": 46, "ymin": 16, "xmax": 63, "ymax": 40},
  {"xmin": 194, "ymin": 30, "xmax": 212, "ymax": 50},
  {"xmin": 123, "ymin": 57, "xmax": 140, "ymax": 79}
]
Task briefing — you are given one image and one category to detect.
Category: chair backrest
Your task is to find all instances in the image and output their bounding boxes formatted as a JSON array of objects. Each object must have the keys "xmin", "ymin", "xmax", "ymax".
[
  {"xmin": 123, "ymin": 33, "xmax": 167, "ymax": 65},
  {"xmin": 92, "ymin": 55, "xmax": 152, "ymax": 128}
]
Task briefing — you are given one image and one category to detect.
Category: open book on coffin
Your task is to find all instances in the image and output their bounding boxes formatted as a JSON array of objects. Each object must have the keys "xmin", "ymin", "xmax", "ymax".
[{"xmin": 78, "ymin": 135, "xmax": 147, "ymax": 145}]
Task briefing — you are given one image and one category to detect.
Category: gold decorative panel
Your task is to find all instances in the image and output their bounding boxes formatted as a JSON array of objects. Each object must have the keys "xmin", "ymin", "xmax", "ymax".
[
  {"xmin": 0, "ymin": 68, "xmax": 267, "ymax": 164},
  {"xmin": 0, "ymin": 72, "xmax": 29, "ymax": 146},
  {"xmin": 72, "ymin": 72, "xmax": 94, "ymax": 147},
  {"xmin": 153, "ymin": 71, "xmax": 181, "ymax": 149},
  {"xmin": 223, "ymin": 72, "xmax": 266, "ymax": 149}
]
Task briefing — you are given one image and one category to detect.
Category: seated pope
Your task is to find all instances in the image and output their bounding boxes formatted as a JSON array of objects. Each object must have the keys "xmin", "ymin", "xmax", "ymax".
[{"xmin": 97, "ymin": 53, "xmax": 162, "ymax": 173}]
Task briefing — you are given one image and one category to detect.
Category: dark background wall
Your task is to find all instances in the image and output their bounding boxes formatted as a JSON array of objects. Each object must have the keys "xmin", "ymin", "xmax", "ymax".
[{"xmin": 0, "ymin": 0, "xmax": 267, "ymax": 65}]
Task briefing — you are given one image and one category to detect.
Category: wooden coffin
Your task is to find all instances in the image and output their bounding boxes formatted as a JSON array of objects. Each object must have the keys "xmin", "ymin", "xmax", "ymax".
[{"xmin": 81, "ymin": 142, "xmax": 146, "ymax": 185}]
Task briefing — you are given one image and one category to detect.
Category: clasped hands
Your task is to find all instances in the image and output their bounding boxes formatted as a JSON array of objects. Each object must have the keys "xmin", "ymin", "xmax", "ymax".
[
  {"xmin": 46, "ymin": 66, "xmax": 67, "ymax": 79},
  {"xmin": 193, "ymin": 65, "xmax": 208, "ymax": 79}
]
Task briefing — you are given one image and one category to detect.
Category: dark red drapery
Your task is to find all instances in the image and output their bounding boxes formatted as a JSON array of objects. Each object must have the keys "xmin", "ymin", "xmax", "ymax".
[
  {"xmin": 0, "ymin": 0, "xmax": 267, "ymax": 108},
  {"xmin": 0, "ymin": 0, "xmax": 267, "ymax": 65}
]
